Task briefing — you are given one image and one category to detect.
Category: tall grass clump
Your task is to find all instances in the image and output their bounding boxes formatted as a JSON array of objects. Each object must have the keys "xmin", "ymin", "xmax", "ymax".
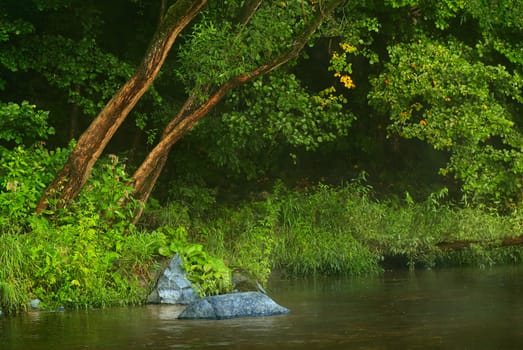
[
  {"xmin": 192, "ymin": 202, "xmax": 277, "ymax": 284},
  {"xmin": 347, "ymin": 188, "xmax": 523, "ymax": 269},
  {"xmin": 0, "ymin": 233, "xmax": 32, "ymax": 314},
  {"xmin": 174, "ymin": 179, "xmax": 384, "ymax": 280},
  {"xmin": 271, "ymin": 182, "xmax": 382, "ymax": 276},
  {"xmin": 179, "ymin": 178, "xmax": 523, "ymax": 278}
]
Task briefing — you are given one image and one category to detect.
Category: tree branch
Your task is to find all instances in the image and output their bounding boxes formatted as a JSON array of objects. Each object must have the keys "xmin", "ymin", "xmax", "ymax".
[
  {"xmin": 235, "ymin": 0, "xmax": 263, "ymax": 27},
  {"xmin": 131, "ymin": 0, "xmax": 343, "ymax": 202}
]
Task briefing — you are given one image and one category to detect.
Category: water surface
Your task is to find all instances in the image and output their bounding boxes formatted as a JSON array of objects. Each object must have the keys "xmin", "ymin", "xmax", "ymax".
[{"xmin": 2, "ymin": 266, "xmax": 523, "ymax": 349}]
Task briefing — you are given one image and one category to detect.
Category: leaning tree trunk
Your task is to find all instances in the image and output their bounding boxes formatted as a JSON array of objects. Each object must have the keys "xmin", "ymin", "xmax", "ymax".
[
  {"xmin": 129, "ymin": 0, "xmax": 344, "ymax": 223},
  {"xmin": 35, "ymin": 0, "xmax": 207, "ymax": 213}
]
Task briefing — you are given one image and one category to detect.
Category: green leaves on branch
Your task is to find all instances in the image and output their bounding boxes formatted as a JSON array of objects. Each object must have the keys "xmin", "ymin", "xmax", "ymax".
[
  {"xmin": 0, "ymin": 101, "xmax": 54, "ymax": 145},
  {"xmin": 369, "ymin": 39, "xmax": 523, "ymax": 207},
  {"xmin": 0, "ymin": 15, "xmax": 33, "ymax": 43},
  {"xmin": 0, "ymin": 145, "xmax": 69, "ymax": 233},
  {"xmin": 26, "ymin": 36, "xmax": 133, "ymax": 116},
  {"xmin": 200, "ymin": 73, "xmax": 352, "ymax": 176},
  {"xmin": 176, "ymin": 1, "xmax": 311, "ymax": 93},
  {"xmin": 227, "ymin": 74, "xmax": 350, "ymax": 149},
  {"xmin": 384, "ymin": 0, "xmax": 466, "ymax": 30}
]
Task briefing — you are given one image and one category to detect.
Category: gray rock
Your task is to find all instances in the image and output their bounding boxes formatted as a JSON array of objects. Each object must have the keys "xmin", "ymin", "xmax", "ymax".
[
  {"xmin": 30, "ymin": 299, "xmax": 41, "ymax": 309},
  {"xmin": 178, "ymin": 291, "xmax": 290, "ymax": 320},
  {"xmin": 147, "ymin": 254, "xmax": 199, "ymax": 305}
]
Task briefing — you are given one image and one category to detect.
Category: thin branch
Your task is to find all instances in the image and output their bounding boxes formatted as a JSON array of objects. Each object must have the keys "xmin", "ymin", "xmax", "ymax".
[{"xmin": 235, "ymin": 0, "xmax": 263, "ymax": 27}]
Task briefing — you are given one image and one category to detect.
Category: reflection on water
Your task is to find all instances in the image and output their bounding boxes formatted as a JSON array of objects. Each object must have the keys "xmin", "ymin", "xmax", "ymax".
[{"xmin": 2, "ymin": 266, "xmax": 523, "ymax": 349}]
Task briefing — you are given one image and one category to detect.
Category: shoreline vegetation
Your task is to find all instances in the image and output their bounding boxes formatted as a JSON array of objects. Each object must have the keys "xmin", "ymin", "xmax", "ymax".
[
  {"xmin": 2, "ymin": 177, "xmax": 523, "ymax": 316},
  {"xmin": 2, "ymin": 0, "xmax": 523, "ymax": 319}
]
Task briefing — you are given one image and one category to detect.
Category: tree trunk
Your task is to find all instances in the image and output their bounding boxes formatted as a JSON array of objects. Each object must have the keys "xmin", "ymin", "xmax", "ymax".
[
  {"xmin": 35, "ymin": 0, "xmax": 207, "ymax": 213},
  {"xmin": 129, "ymin": 0, "xmax": 344, "ymax": 223}
]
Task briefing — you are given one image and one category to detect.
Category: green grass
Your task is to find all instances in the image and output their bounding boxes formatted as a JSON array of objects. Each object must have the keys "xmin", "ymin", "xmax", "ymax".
[
  {"xmin": 0, "ymin": 233, "xmax": 31, "ymax": 314},
  {"xmin": 150, "ymin": 181, "xmax": 523, "ymax": 279}
]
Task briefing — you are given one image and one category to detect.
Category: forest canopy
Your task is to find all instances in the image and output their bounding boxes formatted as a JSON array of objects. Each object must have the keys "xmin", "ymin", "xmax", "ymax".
[{"xmin": 1, "ymin": 0, "xmax": 521, "ymax": 211}]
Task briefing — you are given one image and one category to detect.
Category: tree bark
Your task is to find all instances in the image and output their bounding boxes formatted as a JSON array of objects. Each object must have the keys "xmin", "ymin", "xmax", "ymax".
[
  {"xmin": 129, "ymin": 0, "xmax": 344, "ymax": 222},
  {"xmin": 35, "ymin": 0, "xmax": 207, "ymax": 213}
]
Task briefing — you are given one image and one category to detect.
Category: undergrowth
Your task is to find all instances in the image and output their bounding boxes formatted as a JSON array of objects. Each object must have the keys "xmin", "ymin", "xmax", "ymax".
[
  {"xmin": 0, "ymin": 148, "xmax": 230, "ymax": 314},
  {"xmin": 2, "ymin": 142, "xmax": 523, "ymax": 315},
  {"xmin": 151, "ymin": 179, "xmax": 523, "ymax": 281}
]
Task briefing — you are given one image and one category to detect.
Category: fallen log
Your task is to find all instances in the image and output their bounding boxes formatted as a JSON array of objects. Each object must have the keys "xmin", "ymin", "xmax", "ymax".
[{"xmin": 436, "ymin": 235, "xmax": 523, "ymax": 251}]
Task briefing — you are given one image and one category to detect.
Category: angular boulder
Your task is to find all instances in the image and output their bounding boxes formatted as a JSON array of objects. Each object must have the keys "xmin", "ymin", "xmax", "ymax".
[
  {"xmin": 177, "ymin": 291, "xmax": 290, "ymax": 320},
  {"xmin": 147, "ymin": 254, "xmax": 199, "ymax": 305}
]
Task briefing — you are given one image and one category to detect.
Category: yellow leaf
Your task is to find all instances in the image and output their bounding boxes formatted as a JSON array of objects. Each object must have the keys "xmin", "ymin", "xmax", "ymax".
[{"xmin": 71, "ymin": 279, "xmax": 81, "ymax": 286}]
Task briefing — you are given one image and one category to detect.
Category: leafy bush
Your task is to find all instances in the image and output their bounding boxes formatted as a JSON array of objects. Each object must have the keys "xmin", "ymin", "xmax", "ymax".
[
  {"xmin": 26, "ymin": 217, "xmax": 143, "ymax": 309},
  {"xmin": 0, "ymin": 144, "xmax": 70, "ymax": 233},
  {"xmin": 0, "ymin": 148, "xmax": 159, "ymax": 310},
  {"xmin": 156, "ymin": 226, "xmax": 232, "ymax": 296},
  {"xmin": 0, "ymin": 101, "xmax": 54, "ymax": 145}
]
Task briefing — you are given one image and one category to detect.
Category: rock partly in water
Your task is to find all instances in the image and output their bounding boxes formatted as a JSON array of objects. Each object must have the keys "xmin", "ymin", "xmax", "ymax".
[
  {"xmin": 147, "ymin": 254, "xmax": 199, "ymax": 305},
  {"xmin": 30, "ymin": 298, "xmax": 41, "ymax": 309},
  {"xmin": 178, "ymin": 291, "xmax": 290, "ymax": 320}
]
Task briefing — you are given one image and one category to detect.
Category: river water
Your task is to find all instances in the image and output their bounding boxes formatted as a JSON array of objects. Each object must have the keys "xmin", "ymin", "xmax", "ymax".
[{"xmin": 2, "ymin": 266, "xmax": 523, "ymax": 349}]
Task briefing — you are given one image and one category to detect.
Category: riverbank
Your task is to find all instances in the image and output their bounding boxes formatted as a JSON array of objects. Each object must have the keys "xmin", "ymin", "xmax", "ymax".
[
  {"xmin": 3, "ymin": 266, "xmax": 523, "ymax": 349},
  {"xmin": 153, "ymin": 182, "xmax": 523, "ymax": 280},
  {"xmin": 2, "ymin": 182, "xmax": 523, "ymax": 315}
]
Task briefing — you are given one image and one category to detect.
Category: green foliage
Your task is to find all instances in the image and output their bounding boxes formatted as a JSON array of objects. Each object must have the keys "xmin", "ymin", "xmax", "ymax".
[
  {"xmin": 199, "ymin": 72, "xmax": 352, "ymax": 177},
  {"xmin": 0, "ymin": 151, "xmax": 148, "ymax": 309},
  {"xmin": 0, "ymin": 233, "xmax": 32, "ymax": 314},
  {"xmin": 155, "ymin": 226, "xmax": 231, "ymax": 296},
  {"xmin": 0, "ymin": 13, "xmax": 33, "ymax": 79},
  {"xmin": 272, "ymin": 183, "xmax": 382, "ymax": 276},
  {"xmin": 0, "ymin": 144, "xmax": 69, "ymax": 233},
  {"xmin": 348, "ymin": 186, "xmax": 523, "ymax": 269},
  {"xmin": 385, "ymin": 0, "xmax": 466, "ymax": 30},
  {"xmin": 369, "ymin": 38, "xmax": 523, "ymax": 207},
  {"xmin": 0, "ymin": 147, "xmax": 233, "ymax": 309},
  {"xmin": 25, "ymin": 218, "xmax": 139, "ymax": 309},
  {"xmin": 0, "ymin": 144, "xmax": 159, "ymax": 310},
  {"xmin": 177, "ymin": 179, "xmax": 382, "ymax": 280},
  {"xmin": 0, "ymin": 15, "xmax": 33, "ymax": 43},
  {"xmin": 176, "ymin": 1, "xmax": 311, "ymax": 94},
  {"xmin": 165, "ymin": 179, "xmax": 523, "ymax": 278},
  {"xmin": 469, "ymin": 0, "xmax": 523, "ymax": 66},
  {"xmin": 75, "ymin": 155, "xmax": 138, "ymax": 224},
  {"xmin": 0, "ymin": 102, "xmax": 54, "ymax": 145},
  {"xmin": 24, "ymin": 36, "xmax": 133, "ymax": 116}
]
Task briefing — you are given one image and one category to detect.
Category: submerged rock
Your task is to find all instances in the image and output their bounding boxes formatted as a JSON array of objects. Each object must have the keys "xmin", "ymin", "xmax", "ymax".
[
  {"xmin": 178, "ymin": 291, "xmax": 290, "ymax": 320},
  {"xmin": 147, "ymin": 254, "xmax": 199, "ymax": 305}
]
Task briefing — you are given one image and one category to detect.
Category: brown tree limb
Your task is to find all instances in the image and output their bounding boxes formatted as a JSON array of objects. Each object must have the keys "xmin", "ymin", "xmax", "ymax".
[
  {"xmin": 130, "ymin": 0, "xmax": 344, "ymax": 222},
  {"xmin": 35, "ymin": 0, "xmax": 207, "ymax": 213},
  {"xmin": 235, "ymin": 0, "xmax": 263, "ymax": 26}
]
